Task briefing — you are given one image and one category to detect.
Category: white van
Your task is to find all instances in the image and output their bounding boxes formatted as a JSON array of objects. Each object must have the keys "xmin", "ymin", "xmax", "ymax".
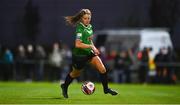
[
  {"xmin": 139, "ymin": 29, "xmax": 173, "ymax": 59},
  {"xmin": 94, "ymin": 28, "xmax": 173, "ymax": 59}
]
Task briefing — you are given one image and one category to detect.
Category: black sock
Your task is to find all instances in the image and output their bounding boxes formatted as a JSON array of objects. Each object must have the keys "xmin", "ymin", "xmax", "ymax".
[
  {"xmin": 63, "ymin": 74, "xmax": 73, "ymax": 88},
  {"xmin": 100, "ymin": 72, "xmax": 108, "ymax": 91}
]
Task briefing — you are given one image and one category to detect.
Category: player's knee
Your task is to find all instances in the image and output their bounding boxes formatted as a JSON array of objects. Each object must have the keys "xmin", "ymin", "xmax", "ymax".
[
  {"xmin": 70, "ymin": 71, "xmax": 81, "ymax": 78},
  {"xmin": 99, "ymin": 69, "xmax": 106, "ymax": 74}
]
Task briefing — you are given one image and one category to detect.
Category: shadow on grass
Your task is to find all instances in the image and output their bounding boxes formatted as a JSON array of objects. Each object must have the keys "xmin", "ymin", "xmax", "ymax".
[{"xmin": 26, "ymin": 97, "xmax": 63, "ymax": 100}]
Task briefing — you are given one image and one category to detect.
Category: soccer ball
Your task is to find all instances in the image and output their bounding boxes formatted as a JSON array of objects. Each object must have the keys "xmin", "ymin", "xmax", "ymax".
[{"xmin": 81, "ymin": 81, "xmax": 95, "ymax": 95}]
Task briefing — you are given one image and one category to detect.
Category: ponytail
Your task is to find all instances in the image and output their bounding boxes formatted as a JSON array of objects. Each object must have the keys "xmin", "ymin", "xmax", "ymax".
[{"xmin": 65, "ymin": 9, "xmax": 91, "ymax": 26}]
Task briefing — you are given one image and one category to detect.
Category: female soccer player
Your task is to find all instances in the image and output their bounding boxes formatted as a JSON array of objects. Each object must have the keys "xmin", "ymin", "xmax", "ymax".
[{"xmin": 61, "ymin": 9, "xmax": 118, "ymax": 98}]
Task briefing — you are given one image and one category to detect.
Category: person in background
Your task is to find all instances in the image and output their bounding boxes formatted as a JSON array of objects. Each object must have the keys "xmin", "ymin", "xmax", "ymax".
[
  {"xmin": 15, "ymin": 44, "xmax": 26, "ymax": 81},
  {"xmin": 2, "ymin": 48, "xmax": 14, "ymax": 81},
  {"xmin": 49, "ymin": 42, "xmax": 63, "ymax": 81},
  {"xmin": 138, "ymin": 47, "xmax": 149, "ymax": 83},
  {"xmin": 25, "ymin": 44, "xmax": 35, "ymax": 82},
  {"xmin": 34, "ymin": 44, "xmax": 46, "ymax": 81}
]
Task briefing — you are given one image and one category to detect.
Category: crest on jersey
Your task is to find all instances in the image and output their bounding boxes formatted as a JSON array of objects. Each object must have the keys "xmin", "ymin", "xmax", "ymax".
[{"xmin": 76, "ymin": 33, "xmax": 82, "ymax": 39}]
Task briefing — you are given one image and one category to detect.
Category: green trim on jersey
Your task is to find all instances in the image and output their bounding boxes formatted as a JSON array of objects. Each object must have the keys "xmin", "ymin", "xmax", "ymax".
[{"xmin": 72, "ymin": 22, "xmax": 93, "ymax": 56}]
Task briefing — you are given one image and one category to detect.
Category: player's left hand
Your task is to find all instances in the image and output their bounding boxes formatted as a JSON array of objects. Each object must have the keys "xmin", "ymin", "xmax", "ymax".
[{"xmin": 92, "ymin": 46, "xmax": 100, "ymax": 55}]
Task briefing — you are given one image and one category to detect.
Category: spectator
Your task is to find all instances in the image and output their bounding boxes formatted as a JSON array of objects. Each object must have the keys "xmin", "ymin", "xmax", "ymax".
[
  {"xmin": 167, "ymin": 47, "xmax": 177, "ymax": 84},
  {"xmin": 15, "ymin": 44, "xmax": 26, "ymax": 81},
  {"xmin": 48, "ymin": 42, "xmax": 63, "ymax": 81},
  {"xmin": 1, "ymin": 48, "xmax": 14, "ymax": 81},
  {"xmin": 34, "ymin": 44, "xmax": 46, "ymax": 81},
  {"xmin": 113, "ymin": 50, "xmax": 132, "ymax": 83},
  {"xmin": 138, "ymin": 47, "xmax": 149, "ymax": 83},
  {"xmin": 106, "ymin": 50, "xmax": 116, "ymax": 71},
  {"xmin": 25, "ymin": 44, "xmax": 35, "ymax": 82},
  {"xmin": 60, "ymin": 44, "xmax": 72, "ymax": 82},
  {"xmin": 154, "ymin": 47, "xmax": 174, "ymax": 84}
]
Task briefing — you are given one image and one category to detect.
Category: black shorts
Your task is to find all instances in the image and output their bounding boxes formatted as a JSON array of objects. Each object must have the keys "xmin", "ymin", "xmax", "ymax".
[{"xmin": 72, "ymin": 52, "xmax": 96, "ymax": 70}]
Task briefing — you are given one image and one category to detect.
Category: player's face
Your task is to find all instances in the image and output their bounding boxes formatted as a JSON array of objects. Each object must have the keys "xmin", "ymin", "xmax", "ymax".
[{"xmin": 81, "ymin": 14, "xmax": 91, "ymax": 26}]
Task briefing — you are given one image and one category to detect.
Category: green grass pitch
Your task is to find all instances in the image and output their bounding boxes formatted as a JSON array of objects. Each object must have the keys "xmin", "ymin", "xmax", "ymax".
[{"xmin": 0, "ymin": 82, "xmax": 180, "ymax": 104}]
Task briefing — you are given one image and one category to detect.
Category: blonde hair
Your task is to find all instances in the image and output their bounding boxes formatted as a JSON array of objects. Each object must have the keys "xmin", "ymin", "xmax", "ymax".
[{"xmin": 64, "ymin": 9, "xmax": 91, "ymax": 26}]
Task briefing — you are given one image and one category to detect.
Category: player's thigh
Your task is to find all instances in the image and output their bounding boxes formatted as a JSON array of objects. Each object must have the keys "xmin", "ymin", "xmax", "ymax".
[
  {"xmin": 90, "ymin": 56, "xmax": 106, "ymax": 74},
  {"xmin": 70, "ymin": 67, "xmax": 82, "ymax": 78}
]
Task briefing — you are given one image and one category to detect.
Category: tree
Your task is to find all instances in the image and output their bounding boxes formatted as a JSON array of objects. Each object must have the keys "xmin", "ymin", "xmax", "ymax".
[{"xmin": 23, "ymin": 0, "xmax": 40, "ymax": 42}]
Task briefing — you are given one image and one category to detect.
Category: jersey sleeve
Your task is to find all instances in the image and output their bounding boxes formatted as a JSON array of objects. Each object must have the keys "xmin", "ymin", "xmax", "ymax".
[{"xmin": 75, "ymin": 25, "xmax": 83, "ymax": 41}]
